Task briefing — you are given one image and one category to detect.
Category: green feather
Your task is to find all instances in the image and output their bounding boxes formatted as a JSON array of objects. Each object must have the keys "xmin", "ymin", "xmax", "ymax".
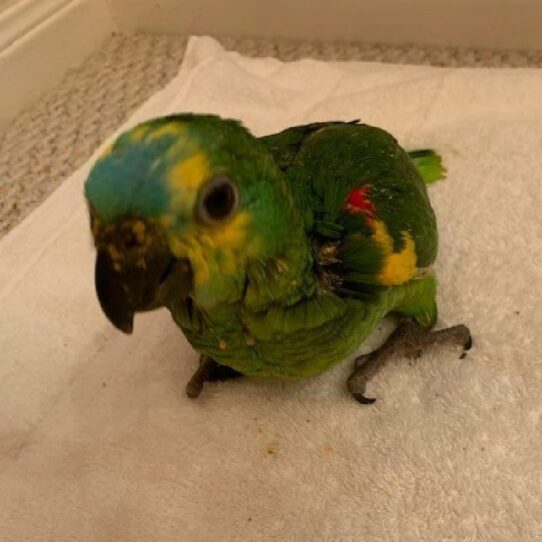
[{"xmin": 408, "ymin": 149, "xmax": 447, "ymax": 185}]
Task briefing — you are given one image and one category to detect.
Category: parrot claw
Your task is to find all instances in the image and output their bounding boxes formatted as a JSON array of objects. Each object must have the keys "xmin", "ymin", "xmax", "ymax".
[
  {"xmin": 186, "ymin": 379, "xmax": 204, "ymax": 399},
  {"xmin": 186, "ymin": 355, "xmax": 243, "ymax": 399},
  {"xmin": 352, "ymin": 392, "xmax": 377, "ymax": 405},
  {"xmin": 347, "ymin": 359, "xmax": 378, "ymax": 405},
  {"xmin": 460, "ymin": 331, "xmax": 473, "ymax": 359},
  {"xmin": 347, "ymin": 320, "xmax": 472, "ymax": 405}
]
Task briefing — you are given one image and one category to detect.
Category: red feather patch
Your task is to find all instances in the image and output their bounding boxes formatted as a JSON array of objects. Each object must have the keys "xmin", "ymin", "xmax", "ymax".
[{"xmin": 345, "ymin": 185, "xmax": 376, "ymax": 219}]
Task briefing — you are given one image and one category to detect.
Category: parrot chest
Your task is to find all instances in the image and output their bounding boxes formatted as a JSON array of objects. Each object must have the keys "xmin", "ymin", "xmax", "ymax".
[{"xmin": 169, "ymin": 297, "xmax": 388, "ymax": 378}]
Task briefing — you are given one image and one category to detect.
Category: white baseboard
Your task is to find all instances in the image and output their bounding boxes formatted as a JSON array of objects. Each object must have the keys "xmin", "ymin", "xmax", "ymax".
[
  {"xmin": 0, "ymin": 0, "xmax": 116, "ymax": 129},
  {"xmin": 108, "ymin": 0, "xmax": 542, "ymax": 51}
]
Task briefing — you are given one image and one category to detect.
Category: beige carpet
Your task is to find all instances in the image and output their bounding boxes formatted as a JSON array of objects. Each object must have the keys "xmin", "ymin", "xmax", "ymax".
[
  {"xmin": 1, "ymin": 36, "xmax": 541, "ymax": 541},
  {"xmin": 1, "ymin": 33, "xmax": 542, "ymax": 237}
]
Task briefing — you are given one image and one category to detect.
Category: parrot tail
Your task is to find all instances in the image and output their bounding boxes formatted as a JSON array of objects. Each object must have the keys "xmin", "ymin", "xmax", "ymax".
[{"xmin": 408, "ymin": 149, "xmax": 447, "ymax": 185}]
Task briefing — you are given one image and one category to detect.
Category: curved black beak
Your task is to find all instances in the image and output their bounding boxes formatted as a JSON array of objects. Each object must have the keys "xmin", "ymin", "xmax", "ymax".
[
  {"xmin": 94, "ymin": 248, "xmax": 192, "ymax": 334},
  {"xmin": 95, "ymin": 249, "xmax": 137, "ymax": 333}
]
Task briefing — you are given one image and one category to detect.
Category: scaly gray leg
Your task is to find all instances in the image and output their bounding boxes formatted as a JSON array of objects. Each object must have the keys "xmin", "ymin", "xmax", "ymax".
[
  {"xmin": 186, "ymin": 355, "xmax": 243, "ymax": 399},
  {"xmin": 347, "ymin": 320, "xmax": 472, "ymax": 405}
]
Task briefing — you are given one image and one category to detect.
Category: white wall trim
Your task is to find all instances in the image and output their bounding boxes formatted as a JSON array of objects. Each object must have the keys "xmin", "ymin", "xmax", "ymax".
[
  {"xmin": 108, "ymin": 0, "xmax": 542, "ymax": 51},
  {"xmin": 0, "ymin": 0, "xmax": 116, "ymax": 128}
]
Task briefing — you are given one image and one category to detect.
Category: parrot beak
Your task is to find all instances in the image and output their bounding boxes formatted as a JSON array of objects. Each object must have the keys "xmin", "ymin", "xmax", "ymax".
[
  {"xmin": 95, "ymin": 248, "xmax": 138, "ymax": 333},
  {"xmin": 94, "ymin": 228, "xmax": 192, "ymax": 334}
]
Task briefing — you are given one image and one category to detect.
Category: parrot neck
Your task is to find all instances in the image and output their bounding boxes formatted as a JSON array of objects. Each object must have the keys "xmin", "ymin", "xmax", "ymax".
[{"xmin": 243, "ymin": 208, "xmax": 315, "ymax": 312}]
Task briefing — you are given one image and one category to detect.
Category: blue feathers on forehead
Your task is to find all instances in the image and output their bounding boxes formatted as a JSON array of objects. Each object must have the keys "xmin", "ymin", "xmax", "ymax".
[{"xmin": 85, "ymin": 133, "xmax": 178, "ymax": 223}]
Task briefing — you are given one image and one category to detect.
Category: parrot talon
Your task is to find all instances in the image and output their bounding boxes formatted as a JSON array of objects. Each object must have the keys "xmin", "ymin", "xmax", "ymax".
[
  {"xmin": 465, "ymin": 334, "xmax": 473, "ymax": 350},
  {"xmin": 186, "ymin": 379, "xmax": 204, "ymax": 399},
  {"xmin": 347, "ymin": 320, "xmax": 472, "ymax": 405},
  {"xmin": 459, "ymin": 328, "xmax": 473, "ymax": 359},
  {"xmin": 353, "ymin": 393, "xmax": 377, "ymax": 405},
  {"xmin": 186, "ymin": 355, "xmax": 243, "ymax": 399},
  {"xmin": 347, "ymin": 358, "xmax": 379, "ymax": 405}
]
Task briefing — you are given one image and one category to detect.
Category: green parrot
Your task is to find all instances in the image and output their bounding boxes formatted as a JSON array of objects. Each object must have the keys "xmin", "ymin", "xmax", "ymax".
[{"xmin": 85, "ymin": 114, "xmax": 472, "ymax": 404}]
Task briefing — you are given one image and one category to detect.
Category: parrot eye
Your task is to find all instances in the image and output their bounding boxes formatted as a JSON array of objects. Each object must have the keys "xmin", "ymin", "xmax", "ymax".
[{"xmin": 198, "ymin": 176, "xmax": 239, "ymax": 225}]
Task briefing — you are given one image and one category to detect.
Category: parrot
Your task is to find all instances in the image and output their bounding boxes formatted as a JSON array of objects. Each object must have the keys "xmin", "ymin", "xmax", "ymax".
[{"xmin": 84, "ymin": 114, "xmax": 472, "ymax": 404}]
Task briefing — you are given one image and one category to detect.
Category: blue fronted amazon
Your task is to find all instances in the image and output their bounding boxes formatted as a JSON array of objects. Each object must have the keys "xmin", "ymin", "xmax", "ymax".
[{"xmin": 85, "ymin": 115, "xmax": 472, "ymax": 404}]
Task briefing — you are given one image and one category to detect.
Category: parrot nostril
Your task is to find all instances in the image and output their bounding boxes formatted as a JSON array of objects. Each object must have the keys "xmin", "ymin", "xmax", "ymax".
[{"xmin": 123, "ymin": 231, "xmax": 138, "ymax": 249}]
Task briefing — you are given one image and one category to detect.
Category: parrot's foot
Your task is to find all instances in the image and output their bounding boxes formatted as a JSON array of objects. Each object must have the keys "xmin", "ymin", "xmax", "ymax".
[
  {"xmin": 347, "ymin": 320, "xmax": 472, "ymax": 405},
  {"xmin": 186, "ymin": 355, "xmax": 243, "ymax": 399}
]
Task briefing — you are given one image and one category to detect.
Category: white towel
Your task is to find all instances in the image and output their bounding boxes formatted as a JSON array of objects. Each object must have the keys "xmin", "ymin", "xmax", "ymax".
[{"xmin": 1, "ymin": 36, "xmax": 541, "ymax": 541}]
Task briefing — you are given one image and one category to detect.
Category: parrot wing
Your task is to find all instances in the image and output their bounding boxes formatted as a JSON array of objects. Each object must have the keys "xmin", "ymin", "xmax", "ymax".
[
  {"xmin": 259, "ymin": 120, "xmax": 360, "ymax": 170},
  {"xmin": 262, "ymin": 122, "xmax": 440, "ymax": 299}
]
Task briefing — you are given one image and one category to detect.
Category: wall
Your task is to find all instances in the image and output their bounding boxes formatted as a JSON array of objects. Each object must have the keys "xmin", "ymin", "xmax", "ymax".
[
  {"xmin": 0, "ymin": 0, "xmax": 115, "ymax": 128},
  {"xmin": 106, "ymin": 0, "xmax": 542, "ymax": 50},
  {"xmin": 1, "ymin": 0, "xmax": 540, "ymax": 130}
]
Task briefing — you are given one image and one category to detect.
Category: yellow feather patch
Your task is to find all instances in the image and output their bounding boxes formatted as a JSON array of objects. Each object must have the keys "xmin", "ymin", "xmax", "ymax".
[
  {"xmin": 130, "ymin": 125, "xmax": 151, "ymax": 141},
  {"xmin": 100, "ymin": 144, "xmax": 114, "ymax": 158},
  {"xmin": 206, "ymin": 212, "xmax": 253, "ymax": 275},
  {"xmin": 207, "ymin": 211, "xmax": 251, "ymax": 252},
  {"xmin": 168, "ymin": 153, "xmax": 211, "ymax": 191},
  {"xmin": 169, "ymin": 237, "xmax": 210, "ymax": 284},
  {"xmin": 159, "ymin": 214, "xmax": 175, "ymax": 228},
  {"xmin": 371, "ymin": 220, "xmax": 417, "ymax": 285},
  {"xmin": 146, "ymin": 123, "xmax": 185, "ymax": 141},
  {"xmin": 168, "ymin": 212, "xmax": 253, "ymax": 286}
]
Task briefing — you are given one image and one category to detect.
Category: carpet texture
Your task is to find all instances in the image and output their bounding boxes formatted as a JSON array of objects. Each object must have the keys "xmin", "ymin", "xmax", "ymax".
[
  {"xmin": 1, "ymin": 33, "xmax": 542, "ymax": 237},
  {"xmin": 0, "ymin": 36, "xmax": 541, "ymax": 541}
]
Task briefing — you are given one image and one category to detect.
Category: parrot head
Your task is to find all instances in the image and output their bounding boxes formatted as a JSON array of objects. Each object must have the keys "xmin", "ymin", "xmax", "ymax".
[{"xmin": 85, "ymin": 114, "xmax": 295, "ymax": 333}]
